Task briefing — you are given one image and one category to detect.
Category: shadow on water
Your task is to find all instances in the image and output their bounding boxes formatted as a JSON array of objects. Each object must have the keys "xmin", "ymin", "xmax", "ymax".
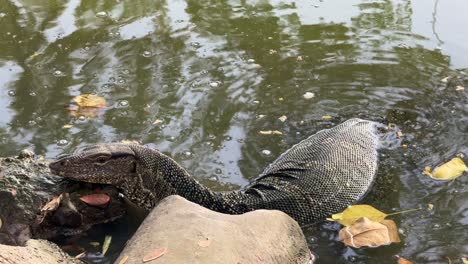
[{"xmin": 0, "ymin": 0, "xmax": 467, "ymax": 263}]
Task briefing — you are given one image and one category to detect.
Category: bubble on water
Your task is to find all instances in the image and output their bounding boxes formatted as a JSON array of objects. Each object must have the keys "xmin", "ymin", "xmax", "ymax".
[
  {"xmin": 7, "ymin": 90, "xmax": 15, "ymax": 96},
  {"xmin": 96, "ymin": 11, "xmax": 108, "ymax": 18},
  {"xmin": 53, "ymin": 70, "xmax": 64, "ymax": 77},
  {"xmin": 118, "ymin": 78, "xmax": 125, "ymax": 84},
  {"xmin": 432, "ymin": 224, "xmax": 440, "ymax": 229},
  {"xmin": 0, "ymin": 13, "xmax": 6, "ymax": 18},
  {"xmin": 122, "ymin": 69, "xmax": 130, "ymax": 75},
  {"xmin": 108, "ymin": 77, "xmax": 116, "ymax": 83},
  {"xmin": 183, "ymin": 151, "xmax": 192, "ymax": 157},
  {"xmin": 252, "ymin": 100, "xmax": 260, "ymax": 105},
  {"xmin": 215, "ymin": 168, "xmax": 222, "ymax": 174},
  {"xmin": 261, "ymin": 149, "xmax": 272, "ymax": 156},
  {"xmin": 142, "ymin": 51, "xmax": 152, "ymax": 57},
  {"xmin": 78, "ymin": 116, "xmax": 86, "ymax": 121},
  {"xmin": 28, "ymin": 120, "xmax": 37, "ymax": 126},
  {"xmin": 209, "ymin": 81, "xmax": 219, "ymax": 88},
  {"xmin": 247, "ymin": 58, "xmax": 255, "ymax": 63},
  {"xmin": 118, "ymin": 100, "xmax": 129, "ymax": 107},
  {"xmin": 57, "ymin": 139, "xmax": 68, "ymax": 146},
  {"xmin": 29, "ymin": 92, "xmax": 36, "ymax": 96},
  {"xmin": 307, "ymin": 236, "xmax": 317, "ymax": 244},
  {"xmin": 191, "ymin": 42, "xmax": 201, "ymax": 48},
  {"xmin": 209, "ymin": 176, "xmax": 218, "ymax": 181}
]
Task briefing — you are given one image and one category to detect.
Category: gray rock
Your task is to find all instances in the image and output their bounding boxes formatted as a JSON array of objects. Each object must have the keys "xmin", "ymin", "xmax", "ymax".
[
  {"xmin": 116, "ymin": 195, "xmax": 312, "ymax": 264},
  {"xmin": 0, "ymin": 239, "xmax": 81, "ymax": 263}
]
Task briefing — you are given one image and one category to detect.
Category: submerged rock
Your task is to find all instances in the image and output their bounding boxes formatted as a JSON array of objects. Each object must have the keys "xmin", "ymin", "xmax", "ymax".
[
  {"xmin": 0, "ymin": 239, "xmax": 81, "ymax": 263},
  {"xmin": 116, "ymin": 195, "xmax": 312, "ymax": 264}
]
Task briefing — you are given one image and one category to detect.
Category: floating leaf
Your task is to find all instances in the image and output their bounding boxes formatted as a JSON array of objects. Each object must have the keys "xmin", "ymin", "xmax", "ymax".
[
  {"xmin": 278, "ymin": 115, "xmax": 287, "ymax": 122},
  {"xmin": 330, "ymin": 205, "xmax": 388, "ymax": 227},
  {"xmin": 152, "ymin": 119, "xmax": 163, "ymax": 125},
  {"xmin": 259, "ymin": 130, "xmax": 283, "ymax": 135},
  {"xmin": 329, "ymin": 205, "xmax": 419, "ymax": 227},
  {"xmin": 427, "ymin": 204, "xmax": 434, "ymax": 210},
  {"xmin": 79, "ymin": 193, "xmax": 110, "ymax": 208},
  {"xmin": 63, "ymin": 124, "xmax": 73, "ymax": 129},
  {"xmin": 89, "ymin": 242, "xmax": 100, "ymax": 247},
  {"xmin": 0, "ymin": 217, "xmax": 2, "ymax": 229},
  {"xmin": 102, "ymin": 235, "xmax": 112, "ymax": 255},
  {"xmin": 396, "ymin": 131, "xmax": 404, "ymax": 137},
  {"xmin": 198, "ymin": 238, "xmax": 211, "ymax": 248},
  {"xmin": 42, "ymin": 193, "xmax": 65, "ymax": 212},
  {"xmin": 72, "ymin": 94, "xmax": 106, "ymax": 108},
  {"xmin": 424, "ymin": 157, "xmax": 467, "ymax": 180},
  {"xmin": 117, "ymin": 256, "xmax": 129, "ymax": 264},
  {"xmin": 278, "ymin": 97, "xmax": 284, "ymax": 101},
  {"xmin": 396, "ymin": 256, "xmax": 414, "ymax": 264},
  {"xmin": 455, "ymin": 85, "xmax": 465, "ymax": 91},
  {"xmin": 30, "ymin": 53, "xmax": 40, "ymax": 58},
  {"xmin": 462, "ymin": 257, "xmax": 468, "ymax": 264},
  {"xmin": 441, "ymin": 77, "xmax": 449, "ymax": 83},
  {"xmin": 121, "ymin": 140, "xmax": 140, "ymax": 145},
  {"xmin": 322, "ymin": 115, "xmax": 332, "ymax": 120},
  {"xmin": 338, "ymin": 217, "xmax": 400, "ymax": 248},
  {"xmin": 143, "ymin": 248, "xmax": 167, "ymax": 262},
  {"xmin": 296, "ymin": 56, "xmax": 304, "ymax": 61}
]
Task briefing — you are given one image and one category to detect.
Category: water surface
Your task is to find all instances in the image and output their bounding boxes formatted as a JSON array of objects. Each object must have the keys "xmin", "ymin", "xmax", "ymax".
[{"xmin": 0, "ymin": 0, "xmax": 467, "ymax": 263}]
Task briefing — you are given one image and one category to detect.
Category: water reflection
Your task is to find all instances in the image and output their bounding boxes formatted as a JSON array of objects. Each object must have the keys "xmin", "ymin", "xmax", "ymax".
[{"xmin": 0, "ymin": 0, "xmax": 466, "ymax": 263}]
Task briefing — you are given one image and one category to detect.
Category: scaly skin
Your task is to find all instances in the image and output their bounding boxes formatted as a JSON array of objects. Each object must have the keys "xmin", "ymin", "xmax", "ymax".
[{"xmin": 49, "ymin": 118, "xmax": 381, "ymax": 226}]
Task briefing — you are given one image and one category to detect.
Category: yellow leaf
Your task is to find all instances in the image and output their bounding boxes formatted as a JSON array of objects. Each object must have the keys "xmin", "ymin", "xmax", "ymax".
[
  {"xmin": 89, "ymin": 242, "xmax": 100, "ymax": 247},
  {"xmin": 396, "ymin": 131, "xmax": 404, "ymax": 137},
  {"xmin": 462, "ymin": 257, "xmax": 468, "ymax": 264},
  {"xmin": 63, "ymin": 124, "xmax": 73, "ymax": 129},
  {"xmin": 278, "ymin": 115, "xmax": 287, "ymax": 122},
  {"xmin": 102, "ymin": 235, "xmax": 112, "ymax": 255},
  {"xmin": 425, "ymin": 157, "xmax": 467, "ymax": 180},
  {"xmin": 331, "ymin": 205, "xmax": 387, "ymax": 226},
  {"xmin": 259, "ymin": 130, "xmax": 283, "ymax": 135},
  {"xmin": 30, "ymin": 53, "xmax": 40, "ymax": 58},
  {"xmin": 117, "ymin": 256, "xmax": 128, "ymax": 264},
  {"xmin": 121, "ymin": 140, "xmax": 140, "ymax": 145},
  {"xmin": 152, "ymin": 119, "xmax": 163, "ymax": 125},
  {"xmin": 338, "ymin": 217, "xmax": 400, "ymax": 248},
  {"xmin": 278, "ymin": 97, "xmax": 284, "ymax": 101},
  {"xmin": 455, "ymin": 85, "xmax": 465, "ymax": 91},
  {"xmin": 72, "ymin": 94, "xmax": 106, "ymax": 108},
  {"xmin": 322, "ymin": 115, "xmax": 332, "ymax": 120}
]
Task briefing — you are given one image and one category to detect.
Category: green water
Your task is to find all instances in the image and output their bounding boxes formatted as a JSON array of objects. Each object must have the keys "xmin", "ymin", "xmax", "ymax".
[{"xmin": 0, "ymin": 0, "xmax": 467, "ymax": 263}]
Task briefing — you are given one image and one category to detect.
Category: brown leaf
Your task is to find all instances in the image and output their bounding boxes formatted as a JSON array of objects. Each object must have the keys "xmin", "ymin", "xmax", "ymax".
[
  {"xmin": 79, "ymin": 193, "xmax": 110, "ymax": 208},
  {"xmin": 117, "ymin": 256, "xmax": 129, "ymax": 264},
  {"xmin": 380, "ymin": 220, "xmax": 400, "ymax": 243},
  {"xmin": 198, "ymin": 238, "xmax": 211, "ymax": 248},
  {"xmin": 41, "ymin": 193, "xmax": 66, "ymax": 212},
  {"xmin": 143, "ymin": 248, "xmax": 167, "ymax": 262},
  {"xmin": 72, "ymin": 94, "xmax": 106, "ymax": 108},
  {"xmin": 396, "ymin": 256, "xmax": 414, "ymax": 264},
  {"xmin": 338, "ymin": 217, "xmax": 400, "ymax": 248}
]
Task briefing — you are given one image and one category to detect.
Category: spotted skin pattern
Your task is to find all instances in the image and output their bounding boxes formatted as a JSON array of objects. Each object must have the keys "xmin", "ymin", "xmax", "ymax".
[{"xmin": 49, "ymin": 118, "xmax": 381, "ymax": 226}]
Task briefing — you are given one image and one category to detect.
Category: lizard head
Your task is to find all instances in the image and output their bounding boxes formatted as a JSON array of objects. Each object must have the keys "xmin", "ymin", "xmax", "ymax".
[{"xmin": 49, "ymin": 143, "xmax": 138, "ymax": 186}]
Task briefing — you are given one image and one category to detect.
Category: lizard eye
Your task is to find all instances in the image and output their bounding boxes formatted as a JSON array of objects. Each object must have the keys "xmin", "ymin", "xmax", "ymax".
[{"xmin": 95, "ymin": 156, "xmax": 109, "ymax": 164}]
